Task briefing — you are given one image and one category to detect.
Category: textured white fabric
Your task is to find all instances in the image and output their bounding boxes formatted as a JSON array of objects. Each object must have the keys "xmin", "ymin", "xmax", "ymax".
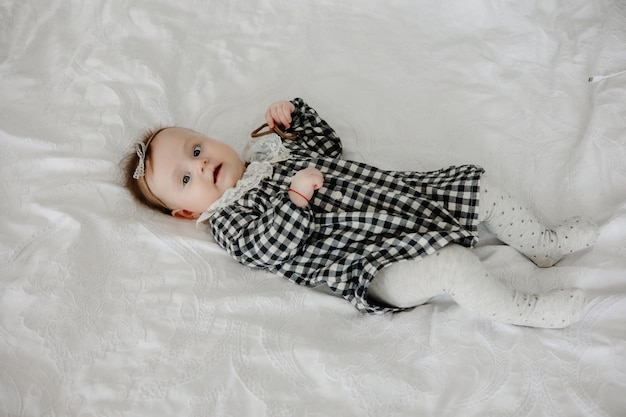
[
  {"xmin": 1, "ymin": 1, "xmax": 626, "ymax": 416},
  {"xmin": 243, "ymin": 134, "xmax": 291, "ymax": 164}
]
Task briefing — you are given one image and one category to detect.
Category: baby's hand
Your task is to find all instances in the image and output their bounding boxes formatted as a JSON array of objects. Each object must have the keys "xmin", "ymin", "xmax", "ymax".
[
  {"xmin": 289, "ymin": 167, "xmax": 324, "ymax": 207},
  {"xmin": 265, "ymin": 100, "xmax": 295, "ymax": 129}
]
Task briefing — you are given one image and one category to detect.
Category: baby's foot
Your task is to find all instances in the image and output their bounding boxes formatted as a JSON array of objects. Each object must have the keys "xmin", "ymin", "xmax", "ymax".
[
  {"xmin": 516, "ymin": 288, "xmax": 587, "ymax": 328},
  {"xmin": 530, "ymin": 217, "xmax": 599, "ymax": 268}
]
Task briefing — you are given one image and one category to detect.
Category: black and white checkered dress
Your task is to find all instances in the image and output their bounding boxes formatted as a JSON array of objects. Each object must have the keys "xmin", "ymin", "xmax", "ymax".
[{"xmin": 210, "ymin": 98, "xmax": 484, "ymax": 314}]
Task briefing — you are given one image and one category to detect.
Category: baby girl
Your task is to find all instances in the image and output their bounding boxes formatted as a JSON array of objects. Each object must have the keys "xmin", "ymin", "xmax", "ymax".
[{"xmin": 123, "ymin": 98, "xmax": 598, "ymax": 328}]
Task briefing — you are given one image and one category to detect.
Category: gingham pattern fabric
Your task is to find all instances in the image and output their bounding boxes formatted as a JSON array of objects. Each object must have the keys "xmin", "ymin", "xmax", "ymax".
[{"xmin": 210, "ymin": 98, "xmax": 484, "ymax": 313}]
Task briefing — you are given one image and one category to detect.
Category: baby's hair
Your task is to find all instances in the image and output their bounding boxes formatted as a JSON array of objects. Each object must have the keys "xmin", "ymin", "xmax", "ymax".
[{"xmin": 122, "ymin": 126, "xmax": 172, "ymax": 215}]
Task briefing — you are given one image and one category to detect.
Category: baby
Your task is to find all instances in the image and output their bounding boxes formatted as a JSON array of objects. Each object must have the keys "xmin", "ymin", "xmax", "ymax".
[{"xmin": 123, "ymin": 98, "xmax": 598, "ymax": 328}]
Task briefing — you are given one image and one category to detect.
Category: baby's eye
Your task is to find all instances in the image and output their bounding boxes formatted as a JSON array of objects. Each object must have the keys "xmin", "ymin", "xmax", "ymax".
[
  {"xmin": 193, "ymin": 145, "xmax": 201, "ymax": 157},
  {"xmin": 183, "ymin": 174, "xmax": 191, "ymax": 185}
]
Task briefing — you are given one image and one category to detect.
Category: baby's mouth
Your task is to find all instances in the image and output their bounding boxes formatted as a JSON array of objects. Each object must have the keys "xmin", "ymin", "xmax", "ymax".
[{"xmin": 213, "ymin": 164, "xmax": 222, "ymax": 183}]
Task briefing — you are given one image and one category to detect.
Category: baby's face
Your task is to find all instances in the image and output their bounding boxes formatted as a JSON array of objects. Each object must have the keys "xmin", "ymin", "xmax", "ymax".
[{"xmin": 145, "ymin": 128, "xmax": 246, "ymax": 219}]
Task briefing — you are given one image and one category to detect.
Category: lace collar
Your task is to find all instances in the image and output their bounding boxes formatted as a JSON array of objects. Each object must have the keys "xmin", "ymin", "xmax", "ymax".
[{"xmin": 196, "ymin": 135, "xmax": 290, "ymax": 223}]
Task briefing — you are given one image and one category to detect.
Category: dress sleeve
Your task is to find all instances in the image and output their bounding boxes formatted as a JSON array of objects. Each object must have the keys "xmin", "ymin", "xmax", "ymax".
[
  {"xmin": 285, "ymin": 97, "xmax": 343, "ymax": 159},
  {"xmin": 210, "ymin": 197, "xmax": 315, "ymax": 269}
]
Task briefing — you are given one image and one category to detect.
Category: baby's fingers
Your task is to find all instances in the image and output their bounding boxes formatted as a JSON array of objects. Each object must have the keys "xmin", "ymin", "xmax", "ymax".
[
  {"xmin": 271, "ymin": 104, "xmax": 292, "ymax": 128},
  {"xmin": 265, "ymin": 101, "xmax": 293, "ymax": 129},
  {"xmin": 304, "ymin": 167, "xmax": 324, "ymax": 189}
]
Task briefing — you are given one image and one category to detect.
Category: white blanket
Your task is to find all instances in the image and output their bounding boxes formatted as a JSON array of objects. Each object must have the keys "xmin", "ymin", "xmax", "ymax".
[{"xmin": 1, "ymin": 1, "xmax": 625, "ymax": 416}]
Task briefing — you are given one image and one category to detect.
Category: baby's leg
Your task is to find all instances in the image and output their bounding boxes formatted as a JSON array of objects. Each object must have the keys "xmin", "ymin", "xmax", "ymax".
[
  {"xmin": 367, "ymin": 244, "xmax": 586, "ymax": 328},
  {"xmin": 479, "ymin": 175, "xmax": 598, "ymax": 267}
]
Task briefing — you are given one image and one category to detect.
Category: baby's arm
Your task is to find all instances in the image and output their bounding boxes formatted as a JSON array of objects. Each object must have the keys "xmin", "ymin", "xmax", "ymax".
[
  {"xmin": 265, "ymin": 98, "xmax": 343, "ymax": 159},
  {"xmin": 288, "ymin": 167, "xmax": 324, "ymax": 207},
  {"xmin": 210, "ymin": 199, "xmax": 315, "ymax": 268}
]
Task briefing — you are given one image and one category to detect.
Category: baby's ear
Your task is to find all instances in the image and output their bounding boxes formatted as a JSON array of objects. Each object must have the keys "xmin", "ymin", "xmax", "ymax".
[{"xmin": 171, "ymin": 209, "xmax": 201, "ymax": 220}]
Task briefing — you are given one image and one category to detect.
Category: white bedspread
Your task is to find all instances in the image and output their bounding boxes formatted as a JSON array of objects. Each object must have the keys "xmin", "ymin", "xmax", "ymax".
[{"xmin": 1, "ymin": 1, "xmax": 625, "ymax": 416}]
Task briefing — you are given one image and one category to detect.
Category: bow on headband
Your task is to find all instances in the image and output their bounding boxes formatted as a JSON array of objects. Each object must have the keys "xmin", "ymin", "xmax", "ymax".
[{"xmin": 133, "ymin": 142, "xmax": 146, "ymax": 179}]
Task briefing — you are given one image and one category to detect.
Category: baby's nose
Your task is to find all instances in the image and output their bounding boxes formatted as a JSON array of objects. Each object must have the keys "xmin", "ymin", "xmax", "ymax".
[{"xmin": 198, "ymin": 158, "xmax": 209, "ymax": 172}]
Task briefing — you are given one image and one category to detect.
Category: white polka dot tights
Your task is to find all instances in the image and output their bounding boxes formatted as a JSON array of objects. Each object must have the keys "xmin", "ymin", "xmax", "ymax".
[{"xmin": 367, "ymin": 175, "xmax": 598, "ymax": 328}]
